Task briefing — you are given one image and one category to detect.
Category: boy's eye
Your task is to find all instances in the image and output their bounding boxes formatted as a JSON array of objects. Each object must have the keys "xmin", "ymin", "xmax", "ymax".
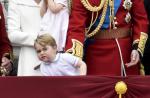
[{"xmin": 37, "ymin": 50, "xmax": 41, "ymax": 53}]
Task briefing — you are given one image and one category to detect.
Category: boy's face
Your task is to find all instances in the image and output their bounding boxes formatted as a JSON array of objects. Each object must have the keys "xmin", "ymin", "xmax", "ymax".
[{"xmin": 35, "ymin": 43, "xmax": 57, "ymax": 62}]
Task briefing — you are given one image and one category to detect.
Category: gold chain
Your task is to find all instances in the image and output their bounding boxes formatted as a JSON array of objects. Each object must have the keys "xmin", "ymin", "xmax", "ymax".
[
  {"xmin": 67, "ymin": 0, "xmax": 72, "ymax": 15},
  {"xmin": 85, "ymin": 12, "xmax": 99, "ymax": 34},
  {"xmin": 85, "ymin": 0, "xmax": 109, "ymax": 38},
  {"xmin": 109, "ymin": 0, "xmax": 115, "ymax": 29},
  {"xmin": 81, "ymin": 0, "xmax": 106, "ymax": 12}
]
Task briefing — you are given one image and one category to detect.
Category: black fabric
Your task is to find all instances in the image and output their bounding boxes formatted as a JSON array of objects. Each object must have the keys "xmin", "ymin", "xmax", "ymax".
[
  {"xmin": 144, "ymin": 0, "xmax": 150, "ymax": 23},
  {"xmin": 143, "ymin": 38, "xmax": 150, "ymax": 75},
  {"xmin": 142, "ymin": 0, "xmax": 150, "ymax": 75}
]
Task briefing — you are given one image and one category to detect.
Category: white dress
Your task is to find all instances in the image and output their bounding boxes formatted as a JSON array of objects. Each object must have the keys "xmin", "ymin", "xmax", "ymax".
[
  {"xmin": 7, "ymin": 0, "xmax": 43, "ymax": 76},
  {"xmin": 40, "ymin": 0, "xmax": 69, "ymax": 51}
]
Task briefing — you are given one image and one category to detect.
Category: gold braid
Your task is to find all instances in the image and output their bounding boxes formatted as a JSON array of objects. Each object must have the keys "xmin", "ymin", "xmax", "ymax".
[
  {"xmin": 81, "ymin": 0, "xmax": 106, "ymax": 12},
  {"xmin": 67, "ymin": 0, "xmax": 72, "ymax": 15},
  {"xmin": 82, "ymin": 0, "xmax": 109, "ymax": 38},
  {"xmin": 85, "ymin": 12, "xmax": 99, "ymax": 34}
]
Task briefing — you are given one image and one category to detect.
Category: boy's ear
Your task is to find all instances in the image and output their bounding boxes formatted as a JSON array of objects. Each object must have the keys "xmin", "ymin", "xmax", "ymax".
[{"xmin": 53, "ymin": 45, "xmax": 57, "ymax": 49}]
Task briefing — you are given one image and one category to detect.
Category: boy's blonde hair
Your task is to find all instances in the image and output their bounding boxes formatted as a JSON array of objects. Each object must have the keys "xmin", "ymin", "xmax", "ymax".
[{"xmin": 35, "ymin": 34, "xmax": 57, "ymax": 47}]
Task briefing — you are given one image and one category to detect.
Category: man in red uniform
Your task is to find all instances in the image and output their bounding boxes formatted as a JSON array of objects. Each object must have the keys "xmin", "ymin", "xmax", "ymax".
[
  {"xmin": 65, "ymin": 0, "xmax": 148, "ymax": 76},
  {"xmin": 0, "ymin": 3, "xmax": 13, "ymax": 76},
  {"xmin": 142, "ymin": 0, "xmax": 150, "ymax": 75}
]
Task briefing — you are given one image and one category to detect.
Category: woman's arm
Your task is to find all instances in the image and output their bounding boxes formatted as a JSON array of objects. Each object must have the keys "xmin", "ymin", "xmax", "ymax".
[{"xmin": 7, "ymin": 0, "xmax": 38, "ymax": 46}]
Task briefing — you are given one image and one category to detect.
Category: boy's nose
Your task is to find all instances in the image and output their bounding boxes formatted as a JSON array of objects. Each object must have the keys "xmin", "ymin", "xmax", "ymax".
[{"xmin": 40, "ymin": 50, "xmax": 44, "ymax": 54}]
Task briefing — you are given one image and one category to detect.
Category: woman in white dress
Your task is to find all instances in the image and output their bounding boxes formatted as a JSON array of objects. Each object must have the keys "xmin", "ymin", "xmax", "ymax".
[
  {"xmin": 7, "ymin": 0, "xmax": 43, "ymax": 76},
  {"xmin": 40, "ymin": 0, "xmax": 69, "ymax": 51}
]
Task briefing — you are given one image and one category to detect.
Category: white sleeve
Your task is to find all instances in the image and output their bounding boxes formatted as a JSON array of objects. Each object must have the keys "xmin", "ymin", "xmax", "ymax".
[
  {"xmin": 7, "ymin": 0, "xmax": 37, "ymax": 46},
  {"xmin": 63, "ymin": 53, "xmax": 80, "ymax": 67}
]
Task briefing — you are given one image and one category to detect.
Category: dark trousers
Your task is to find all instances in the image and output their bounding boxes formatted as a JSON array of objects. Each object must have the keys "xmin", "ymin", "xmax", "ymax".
[{"xmin": 142, "ymin": 36, "xmax": 150, "ymax": 75}]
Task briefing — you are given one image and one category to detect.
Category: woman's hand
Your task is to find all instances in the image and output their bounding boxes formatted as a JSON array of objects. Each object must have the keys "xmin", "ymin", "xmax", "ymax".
[{"xmin": 1, "ymin": 56, "xmax": 12, "ymax": 75}]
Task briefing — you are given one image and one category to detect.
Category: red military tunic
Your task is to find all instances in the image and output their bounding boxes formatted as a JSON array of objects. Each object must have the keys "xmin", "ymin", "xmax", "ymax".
[
  {"xmin": 0, "ymin": 3, "xmax": 12, "ymax": 63},
  {"xmin": 65, "ymin": 0, "xmax": 148, "ymax": 76}
]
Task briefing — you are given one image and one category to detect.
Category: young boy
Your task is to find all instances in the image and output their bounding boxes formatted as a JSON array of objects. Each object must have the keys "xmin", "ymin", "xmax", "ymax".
[{"xmin": 34, "ymin": 34, "xmax": 87, "ymax": 76}]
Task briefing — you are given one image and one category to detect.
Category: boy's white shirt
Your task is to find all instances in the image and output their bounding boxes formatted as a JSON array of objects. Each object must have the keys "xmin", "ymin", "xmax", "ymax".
[{"xmin": 40, "ymin": 53, "xmax": 80, "ymax": 76}]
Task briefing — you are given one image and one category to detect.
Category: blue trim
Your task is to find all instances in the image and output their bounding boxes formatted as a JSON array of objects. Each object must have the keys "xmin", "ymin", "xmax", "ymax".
[{"xmin": 93, "ymin": 0, "xmax": 121, "ymax": 29}]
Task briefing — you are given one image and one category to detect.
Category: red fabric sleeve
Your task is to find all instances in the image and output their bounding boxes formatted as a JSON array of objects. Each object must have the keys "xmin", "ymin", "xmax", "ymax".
[
  {"xmin": 0, "ymin": 3, "xmax": 12, "ymax": 60},
  {"xmin": 131, "ymin": 0, "xmax": 149, "ymax": 41},
  {"xmin": 65, "ymin": 0, "xmax": 88, "ymax": 50}
]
